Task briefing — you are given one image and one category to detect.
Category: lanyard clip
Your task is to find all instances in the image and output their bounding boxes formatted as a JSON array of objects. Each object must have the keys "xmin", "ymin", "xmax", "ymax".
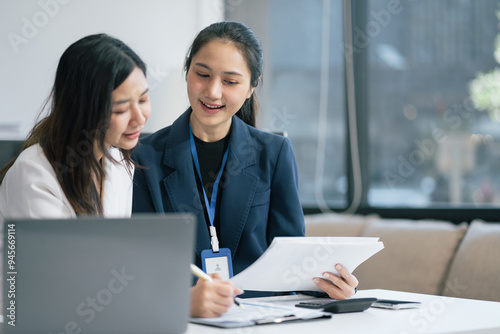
[{"xmin": 209, "ymin": 226, "xmax": 219, "ymax": 252}]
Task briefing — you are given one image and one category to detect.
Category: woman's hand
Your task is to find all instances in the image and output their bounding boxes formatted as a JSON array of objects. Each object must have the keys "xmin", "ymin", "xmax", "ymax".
[
  {"xmin": 312, "ymin": 264, "xmax": 358, "ymax": 299},
  {"xmin": 190, "ymin": 273, "xmax": 243, "ymax": 318}
]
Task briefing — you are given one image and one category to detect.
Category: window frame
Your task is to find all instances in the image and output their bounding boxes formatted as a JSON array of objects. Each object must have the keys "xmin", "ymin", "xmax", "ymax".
[
  {"xmin": 226, "ymin": 0, "xmax": 500, "ymax": 223},
  {"xmin": 302, "ymin": 0, "xmax": 500, "ymax": 224}
]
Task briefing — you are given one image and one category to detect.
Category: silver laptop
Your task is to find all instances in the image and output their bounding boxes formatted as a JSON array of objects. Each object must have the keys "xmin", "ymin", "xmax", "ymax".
[{"xmin": 2, "ymin": 214, "xmax": 196, "ymax": 334}]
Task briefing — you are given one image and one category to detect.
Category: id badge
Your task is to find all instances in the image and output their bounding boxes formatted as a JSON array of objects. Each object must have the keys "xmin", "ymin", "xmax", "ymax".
[{"xmin": 201, "ymin": 248, "xmax": 233, "ymax": 281}]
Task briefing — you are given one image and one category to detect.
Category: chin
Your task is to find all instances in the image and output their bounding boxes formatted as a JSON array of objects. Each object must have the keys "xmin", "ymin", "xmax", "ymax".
[
  {"xmin": 122, "ymin": 144, "xmax": 137, "ymax": 151},
  {"xmin": 115, "ymin": 141, "xmax": 137, "ymax": 151}
]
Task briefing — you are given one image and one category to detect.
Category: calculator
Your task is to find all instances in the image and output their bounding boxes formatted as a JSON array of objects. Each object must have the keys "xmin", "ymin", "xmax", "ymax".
[{"xmin": 296, "ymin": 298, "xmax": 377, "ymax": 313}]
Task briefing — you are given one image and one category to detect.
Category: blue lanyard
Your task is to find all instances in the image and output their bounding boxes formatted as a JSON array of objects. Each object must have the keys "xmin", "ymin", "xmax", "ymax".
[{"xmin": 189, "ymin": 124, "xmax": 229, "ymax": 251}]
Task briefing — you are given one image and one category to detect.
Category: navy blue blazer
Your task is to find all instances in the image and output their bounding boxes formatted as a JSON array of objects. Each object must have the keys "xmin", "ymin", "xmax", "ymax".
[{"xmin": 132, "ymin": 109, "xmax": 305, "ymax": 275}]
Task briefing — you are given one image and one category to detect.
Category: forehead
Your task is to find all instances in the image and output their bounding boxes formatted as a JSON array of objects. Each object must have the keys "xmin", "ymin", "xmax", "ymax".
[
  {"xmin": 192, "ymin": 40, "xmax": 251, "ymax": 76},
  {"xmin": 112, "ymin": 67, "xmax": 147, "ymax": 98}
]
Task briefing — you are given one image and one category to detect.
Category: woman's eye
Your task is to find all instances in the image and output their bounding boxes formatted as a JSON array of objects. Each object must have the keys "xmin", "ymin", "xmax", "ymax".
[
  {"xmin": 225, "ymin": 80, "xmax": 238, "ymax": 86},
  {"xmin": 112, "ymin": 110, "xmax": 126, "ymax": 115},
  {"xmin": 196, "ymin": 72, "xmax": 209, "ymax": 78}
]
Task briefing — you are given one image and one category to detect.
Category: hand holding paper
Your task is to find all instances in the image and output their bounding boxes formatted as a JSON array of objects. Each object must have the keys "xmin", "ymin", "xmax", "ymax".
[
  {"xmin": 312, "ymin": 263, "xmax": 359, "ymax": 299},
  {"xmin": 230, "ymin": 237, "xmax": 384, "ymax": 292}
]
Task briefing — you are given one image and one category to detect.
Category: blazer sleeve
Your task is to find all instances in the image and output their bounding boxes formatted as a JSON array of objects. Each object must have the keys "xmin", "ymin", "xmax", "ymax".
[
  {"xmin": 267, "ymin": 137, "xmax": 305, "ymax": 244},
  {"xmin": 0, "ymin": 153, "xmax": 75, "ymax": 219}
]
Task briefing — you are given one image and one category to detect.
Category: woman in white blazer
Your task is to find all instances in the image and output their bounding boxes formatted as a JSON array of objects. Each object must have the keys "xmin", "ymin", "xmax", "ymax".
[
  {"xmin": 0, "ymin": 34, "xmax": 241, "ymax": 319},
  {"xmin": 0, "ymin": 34, "xmax": 151, "ymax": 221}
]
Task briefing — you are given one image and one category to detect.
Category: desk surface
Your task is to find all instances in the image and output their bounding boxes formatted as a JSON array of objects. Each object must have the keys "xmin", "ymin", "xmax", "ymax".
[{"xmin": 187, "ymin": 289, "xmax": 500, "ymax": 334}]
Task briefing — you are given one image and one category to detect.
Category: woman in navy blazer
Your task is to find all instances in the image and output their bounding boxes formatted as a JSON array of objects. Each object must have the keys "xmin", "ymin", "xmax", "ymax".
[
  {"xmin": 133, "ymin": 108, "xmax": 303, "ymax": 272},
  {"xmin": 132, "ymin": 21, "xmax": 358, "ymax": 318}
]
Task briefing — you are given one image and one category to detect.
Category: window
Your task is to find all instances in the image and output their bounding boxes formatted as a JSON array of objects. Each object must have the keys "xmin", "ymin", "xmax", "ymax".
[
  {"xmin": 228, "ymin": 0, "xmax": 347, "ymax": 208},
  {"xmin": 228, "ymin": 0, "xmax": 500, "ymax": 217},
  {"xmin": 363, "ymin": 0, "xmax": 500, "ymax": 208}
]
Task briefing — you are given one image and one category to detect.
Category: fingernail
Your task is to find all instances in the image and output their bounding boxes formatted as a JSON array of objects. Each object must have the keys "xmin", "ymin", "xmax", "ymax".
[
  {"xmin": 335, "ymin": 264, "xmax": 342, "ymax": 270},
  {"xmin": 313, "ymin": 278, "xmax": 320, "ymax": 284},
  {"xmin": 322, "ymin": 273, "xmax": 329, "ymax": 279}
]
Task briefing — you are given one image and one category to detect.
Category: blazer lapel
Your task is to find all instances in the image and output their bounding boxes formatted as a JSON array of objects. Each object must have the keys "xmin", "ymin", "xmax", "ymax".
[
  {"xmin": 161, "ymin": 110, "xmax": 211, "ymax": 254},
  {"xmin": 219, "ymin": 117, "xmax": 259, "ymax": 256}
]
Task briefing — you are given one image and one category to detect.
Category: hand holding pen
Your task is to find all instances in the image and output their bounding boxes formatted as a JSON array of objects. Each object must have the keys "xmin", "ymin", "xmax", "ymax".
[{"xmin": 190, "ymin": 264, "xmax": 244, "ymax": 318}]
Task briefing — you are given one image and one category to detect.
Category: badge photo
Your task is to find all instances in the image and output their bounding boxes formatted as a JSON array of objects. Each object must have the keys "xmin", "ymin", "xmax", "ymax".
[{"xmin": 201, "ymin": 248, "xmax": 233, "ymax": 281}]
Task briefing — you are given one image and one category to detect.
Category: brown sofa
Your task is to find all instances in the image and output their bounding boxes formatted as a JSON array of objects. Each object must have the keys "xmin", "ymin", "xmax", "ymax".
[{"xmin": 305, "ymin": 213, "xmax": 500, "ymax": 302}]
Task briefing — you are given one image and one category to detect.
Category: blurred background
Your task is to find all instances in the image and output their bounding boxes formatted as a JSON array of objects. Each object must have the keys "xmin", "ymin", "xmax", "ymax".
[{"xmin": 1, "ymin": 0, "xmax": 499, "ymax": 221}]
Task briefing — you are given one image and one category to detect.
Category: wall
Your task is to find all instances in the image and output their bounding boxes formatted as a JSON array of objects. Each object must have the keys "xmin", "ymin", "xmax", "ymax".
[{"xmin": 0, "ymin": 0, "xmax": 224, "ymax": 139}]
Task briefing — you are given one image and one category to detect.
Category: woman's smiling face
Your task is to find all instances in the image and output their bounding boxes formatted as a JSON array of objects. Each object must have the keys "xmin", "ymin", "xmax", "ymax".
[
  {"xmin": 104, "ymin": 67, "xmax": 150, "ymax": 151},
  {"xmin": 186, "ymin": 40, "xmax": 254, "ymax": 141}
]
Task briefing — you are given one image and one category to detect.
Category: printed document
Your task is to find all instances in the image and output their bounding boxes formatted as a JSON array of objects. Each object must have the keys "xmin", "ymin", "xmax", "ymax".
[
  {"xmin": 230, "ymin": 237, "xmax": 384, "ymax": 291},
  {"xmin": 190, "ymin": 299, "xmax": 329, "ymax": 328}
]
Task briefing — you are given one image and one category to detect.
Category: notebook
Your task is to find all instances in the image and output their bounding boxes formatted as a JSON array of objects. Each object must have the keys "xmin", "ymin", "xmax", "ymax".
[
  {"xmin": 190, "ymin": 298, "xmax": 331, "ymax": 328},
  {"xmin": 2, "ymin": 214, "xmax": 196, "ymax": 334}
]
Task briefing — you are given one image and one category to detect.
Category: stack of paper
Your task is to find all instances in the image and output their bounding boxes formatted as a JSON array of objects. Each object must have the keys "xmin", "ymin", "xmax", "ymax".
[
  {"xmin": 190, "ymin": 300, "xmax": 329, "ymax": 328},
  {"xmin": 230, "ymin": 237, "xmax": 384, "ymax": 291}
]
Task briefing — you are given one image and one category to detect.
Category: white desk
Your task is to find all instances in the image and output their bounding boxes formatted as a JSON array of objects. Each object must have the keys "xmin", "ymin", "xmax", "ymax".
[{"xmin": 187, "ymin": 289, "xmax": 500, "ymax": 334}]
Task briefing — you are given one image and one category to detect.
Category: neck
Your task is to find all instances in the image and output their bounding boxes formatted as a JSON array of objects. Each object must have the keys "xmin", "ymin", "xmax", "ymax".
[
  {"xmin": 94, "ymin": 141, "xmax": 110, "ymax": 162},
  {"xmin": 95, "ymin": 152, "xmax": 104, "ymax": 162},
  {"xmin": 189, "ymin": 113, "xmax": 231, "ymax": 142}
]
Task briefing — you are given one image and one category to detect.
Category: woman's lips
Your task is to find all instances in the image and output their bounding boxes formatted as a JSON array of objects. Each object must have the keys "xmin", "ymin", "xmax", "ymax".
[
  {"xmin": 200, "ymin": 100, "xmax": 224, "ymax": 114},
  {"xmin": 124, "ymin": 130, "xmax": 141, "ymax": 140}
]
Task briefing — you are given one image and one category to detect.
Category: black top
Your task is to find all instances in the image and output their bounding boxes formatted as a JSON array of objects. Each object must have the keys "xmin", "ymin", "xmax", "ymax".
[{"xmin": 192, "ymin": 133, "xmax": 230, "ymax": 238}]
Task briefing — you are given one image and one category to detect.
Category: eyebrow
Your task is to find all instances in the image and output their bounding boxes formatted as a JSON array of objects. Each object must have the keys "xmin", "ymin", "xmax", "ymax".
[
  {"xmin": 194, "ymin": 62, "xmax": 244, "ymax": 76},
  {"xmin": 112, "ymin": 88, "xmax": 149, "ymax": 105}
]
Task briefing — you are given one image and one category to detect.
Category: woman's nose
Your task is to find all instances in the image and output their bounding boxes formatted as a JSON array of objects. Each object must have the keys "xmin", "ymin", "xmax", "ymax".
[{"xmin": 205, "ymin": 78, "xmax": 222, "ymax": 100}]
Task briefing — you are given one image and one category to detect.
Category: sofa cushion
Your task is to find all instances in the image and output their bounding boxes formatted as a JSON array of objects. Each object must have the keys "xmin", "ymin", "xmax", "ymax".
[
  {"xmin": 442, "ymin": 219, "xmax": 500, "ymax": 302},
  {"xmin": 304, "ymin": 213, "xmax": 378, "ymax": 237},
  {"xmin": 354, "ymin": 218, "xmax": 467, "ymax": 295}
]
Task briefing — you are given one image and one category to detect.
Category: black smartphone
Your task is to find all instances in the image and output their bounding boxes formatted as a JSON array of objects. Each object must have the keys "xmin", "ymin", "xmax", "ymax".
[
  {"xmin": 296, "ymin": 298, "xmax": 377, "ymax": 313},
  {"xmin": 371, "ymin": 299, "xmax": 422, "ymax": 310}
]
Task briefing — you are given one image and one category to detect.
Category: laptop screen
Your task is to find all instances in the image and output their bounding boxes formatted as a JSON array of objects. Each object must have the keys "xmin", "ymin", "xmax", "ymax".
[{"xmin": 2, "ymin": 214, "xmax": 195, "ymax": 334}]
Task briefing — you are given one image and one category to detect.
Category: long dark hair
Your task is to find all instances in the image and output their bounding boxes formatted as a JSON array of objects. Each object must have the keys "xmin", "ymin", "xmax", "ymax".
[
  {"xmin": 0, "ymin": 33, "xmax": 147, "ymax": 215},
  {"xmin": 184, "ymin": 21, "xmax": 263, "ymax": 127}
]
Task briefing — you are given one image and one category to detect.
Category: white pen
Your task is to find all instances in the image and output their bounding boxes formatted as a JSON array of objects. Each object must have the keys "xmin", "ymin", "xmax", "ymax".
[{"xmin": 190, "ymin": 264, "xmax": 214, "ymax": 282}]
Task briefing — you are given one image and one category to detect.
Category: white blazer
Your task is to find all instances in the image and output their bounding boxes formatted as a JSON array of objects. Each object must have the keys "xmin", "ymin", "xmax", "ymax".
[{"xmin": 0, "ymin": 144, "xmax": 133, "ymax": 222}]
